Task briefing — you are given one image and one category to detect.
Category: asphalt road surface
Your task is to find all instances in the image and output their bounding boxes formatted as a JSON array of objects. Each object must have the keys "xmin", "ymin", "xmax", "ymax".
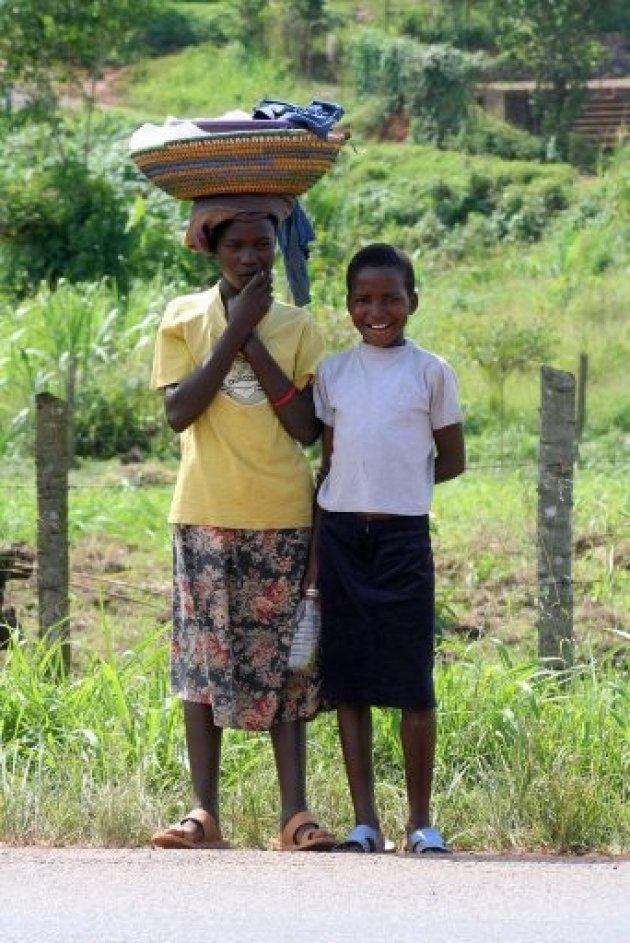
[{"xmin": 1, "ymin": 847, "xmax": 628, "ymax": 943}]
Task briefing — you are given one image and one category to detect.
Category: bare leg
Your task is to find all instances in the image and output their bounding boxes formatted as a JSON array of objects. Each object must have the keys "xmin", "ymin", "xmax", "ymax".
[
  {"xmin": 337, "ymin": 703, "xmax": 379, "ymax": 829},
  {"xmin": 270, "ymin": 719, "xmax": 307, "ymax": 829},
  {"xmin": 180, "ymin": 700, "xmax": 223, "ymax": 840},
  {"xmin": 401, "ymin": 707, "xmax": 436, "ymax": 831}
]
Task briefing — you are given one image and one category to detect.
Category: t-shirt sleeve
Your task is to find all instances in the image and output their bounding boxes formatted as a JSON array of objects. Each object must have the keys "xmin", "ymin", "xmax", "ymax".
[
  {"xmin": 429, "ymin": 358, "xmax": 463, "ymax": 430},
  {"xmin": 313, "ymin": 362, "xmax": 335, "ymax": 426},
  {"xmin": 150, "ymin": 300, "xmax": 195, "ymax": 390},
  {"xmin": 293, "ymin": 316, "xmax": 326, "ymax": 390}
]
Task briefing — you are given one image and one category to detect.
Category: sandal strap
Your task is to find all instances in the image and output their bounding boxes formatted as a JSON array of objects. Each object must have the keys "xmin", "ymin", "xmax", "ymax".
[
  {"xmin": 282, "ymin": 810, "xmax": 320, "ymax": 846},
  {"xmin": 336, "ymin": 824, "xmax": 383, "ymax": 852},
  {"xmin": 179, "ymin": 808, "xmax": 221, "ymax": 842},
  {"xmin": 407, "ymin": 826, "xmax": 448, "ymax": 853}
]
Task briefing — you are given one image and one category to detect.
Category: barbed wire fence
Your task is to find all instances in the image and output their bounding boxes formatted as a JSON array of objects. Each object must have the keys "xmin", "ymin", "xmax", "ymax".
[{"xmin": 1, "ymin": 368, "xmax": 629, "ymax": 663}]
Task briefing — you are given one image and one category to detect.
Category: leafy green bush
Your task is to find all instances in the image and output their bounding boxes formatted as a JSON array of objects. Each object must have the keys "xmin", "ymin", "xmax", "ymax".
[
  {"xmin": 74, "ymin": 381, "xmax": 173, "ymax": 459},
  {"xmin": 566, "ymin": 132, "xmax": 600, "ymax": 173},
  {"xmin": 348, "ymin": 30, "xmax": 383, "ymax": 98},
  {"xmin": 0, "ymin": 275, "xmax": 182, "ymax": 459},
  {"xmin": 452, "ymin": 108, "xmax": 545, "ymax": 162},
  {"xmin": 306, "ymin": 143, "xmax": 576, "ymax": 282},
  {"xmin": 347, "ymin": 97, "xmax": 392, "ymax": 139},
  {"xmin": 395, "ymin": 2, "xmax": 496, "ymax": 50},
  {"xmin": 0, "ymin": 160, "xmax": 131, "ymax": 296},
  {"xmin": 348, "ymin": 32, "xmax": 482, "ymax": 145},
  {"xmin": 138, "ymin": 2, "xmax": 231, "ymax": 55},
  {"xmin": 0, "ymin": 115, "xmax": 214, "ymax": 298},
  {"xmin": 430, "ymin": 172, "xmax": 496, "ymax": 226},
  {"xmin": 493, "ymin": 179, "xmax": 570, "ymax": 242},
  {"xmin": 405, "ymin": 44, "xmax": 483, "ymax": 145}
]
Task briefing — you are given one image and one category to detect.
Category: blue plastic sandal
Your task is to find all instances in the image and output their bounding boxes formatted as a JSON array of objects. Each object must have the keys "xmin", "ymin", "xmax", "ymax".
[
  {"xmin": 334, "ymin": 824, "xmax": 394, "ymax": 853},
  {"xmin": 404, "ymin": 826, "xmax": 450, "ymax": 854}
]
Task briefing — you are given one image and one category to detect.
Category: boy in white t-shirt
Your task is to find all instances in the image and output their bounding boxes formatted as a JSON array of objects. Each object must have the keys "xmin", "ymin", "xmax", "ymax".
[{"xmin": 309, "ymin": 243, "xmax": 465, "ymax": 854}]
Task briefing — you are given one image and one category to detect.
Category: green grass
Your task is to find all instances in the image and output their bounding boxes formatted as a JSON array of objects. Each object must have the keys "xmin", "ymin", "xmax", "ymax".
[
  {"xmin": 431, "ymin": 462, "xmax": 629, "ymax": 650},
  {"xmin": 1, "ymin": 632, "xmax": 627, "ymax": 851},
  {"xmin": 119, "ymin": 42, "xmax": 342, "ymax": 120}
]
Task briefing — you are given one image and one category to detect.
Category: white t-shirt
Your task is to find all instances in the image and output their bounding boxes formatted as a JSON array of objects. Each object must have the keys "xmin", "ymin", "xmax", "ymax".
[{"xmin": 314, "ymin": 340, "xmax": 463, "ymax": 516}]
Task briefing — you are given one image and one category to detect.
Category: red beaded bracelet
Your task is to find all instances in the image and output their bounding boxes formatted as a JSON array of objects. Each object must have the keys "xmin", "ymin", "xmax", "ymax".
[{"xmin": 270, "ymin": 385, "xmax": 298, "ymax": 409}]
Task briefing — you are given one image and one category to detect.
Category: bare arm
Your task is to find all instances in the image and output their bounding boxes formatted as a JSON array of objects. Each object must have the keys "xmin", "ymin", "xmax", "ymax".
[
  {"xmin": 241, "ymin": 332, "xmax": 321, "ymax": 446},
  {"xmin": 303, "ymin": 423, "xmax": 334, "ymax": 590},
  {"xmin": 433, "ymin": 422, "xmax": 466, "ymax": 483}
]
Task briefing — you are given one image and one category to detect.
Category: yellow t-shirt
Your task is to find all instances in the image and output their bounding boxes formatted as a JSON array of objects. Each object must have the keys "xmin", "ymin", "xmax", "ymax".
[{"xmin": 151, "ymin": 284, "xmax": 325, "ymax": 528}]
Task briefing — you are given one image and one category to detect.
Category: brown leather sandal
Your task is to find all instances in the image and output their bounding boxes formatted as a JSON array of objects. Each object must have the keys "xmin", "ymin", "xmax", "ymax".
[
  {"xmin": 271, "ymin": 810, "xmax": 337, "ymax": 852},
  {"xmin": 151, "ymin": 808, "xmax": 230, "ymax": 849}
]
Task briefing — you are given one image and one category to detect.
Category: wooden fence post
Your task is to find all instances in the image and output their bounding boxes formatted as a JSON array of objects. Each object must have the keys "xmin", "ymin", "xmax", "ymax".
[
  {"xmin": 36, "ymin": 392, "xmax": 70, "ymax": 671},
  {"xmin": 537, "ymin": 366, "xmax": 575, "ymax": 668}
]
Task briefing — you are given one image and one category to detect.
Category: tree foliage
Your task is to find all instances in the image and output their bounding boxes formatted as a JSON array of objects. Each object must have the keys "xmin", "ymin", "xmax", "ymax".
[
  {"xmin": 276, "ymin": 0, "xmax": 334, "ymax": 78},
  {"xmin": 350, "ymin": 32, "xmax": 483, "ymax": 146},
  {"xmin": 493, "ymin": 0, "xmax": 603, "ymax": 153},
  {"xmin": 1, "ymin": 0, "xmax": 155, "ymax": 83},
  {"xmin": 0, "ymin": 0, "xmax": 156, "ymax": 157},
  {"xmin": 0, "ymin": 159, "xmax": 131, "ymax": 295}
]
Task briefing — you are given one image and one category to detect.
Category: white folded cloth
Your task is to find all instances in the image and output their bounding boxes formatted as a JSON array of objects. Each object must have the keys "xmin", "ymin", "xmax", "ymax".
[{"xmin": 128, "ymin": 111, "xmax": 253, "ymax": 152}]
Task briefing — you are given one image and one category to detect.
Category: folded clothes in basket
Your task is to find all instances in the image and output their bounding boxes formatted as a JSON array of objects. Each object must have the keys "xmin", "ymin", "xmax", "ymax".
[{"xmin": 129, "ymin": 104, "xmax": 349, "ymax": 304}]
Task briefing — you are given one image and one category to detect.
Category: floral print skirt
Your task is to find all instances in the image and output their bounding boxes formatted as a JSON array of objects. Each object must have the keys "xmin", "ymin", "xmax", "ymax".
[{"xmin": 171, "ymin": 524, "xmax": 320, "ymax": 731}]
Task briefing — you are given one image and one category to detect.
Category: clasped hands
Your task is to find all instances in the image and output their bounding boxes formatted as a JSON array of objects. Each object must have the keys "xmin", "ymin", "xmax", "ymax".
[{"xmin": 227, "ymin": 270, "xmax": 274, "ymax": 357}]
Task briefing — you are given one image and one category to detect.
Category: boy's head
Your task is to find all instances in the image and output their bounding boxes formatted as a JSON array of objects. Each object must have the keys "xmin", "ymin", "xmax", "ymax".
[
  {"xmin": 346, "ymin": 243, "xmax": 418, "ymax": 348},
  {"xmin": 346, "ymin": 243, "xmax": 416, "ymax": 297}
]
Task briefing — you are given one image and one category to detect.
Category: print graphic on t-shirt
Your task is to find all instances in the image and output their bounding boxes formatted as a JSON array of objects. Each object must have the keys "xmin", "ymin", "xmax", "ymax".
[{"xmin": 221, "ymin": 357, "xmax": 266, "ymax": 406}]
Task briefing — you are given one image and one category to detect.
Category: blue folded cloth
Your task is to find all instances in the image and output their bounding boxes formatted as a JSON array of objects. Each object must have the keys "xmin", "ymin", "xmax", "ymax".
[
  {"xmin": 252, "ymin": 98, "xmax": 343, "ymax": 303},
  {"xmin": 253, "ymin": 99, "xmax": 344, "ymax": 138},
  {"xmin": 278, "ymin": 201, "xmax": 315, "ymax": 307}
]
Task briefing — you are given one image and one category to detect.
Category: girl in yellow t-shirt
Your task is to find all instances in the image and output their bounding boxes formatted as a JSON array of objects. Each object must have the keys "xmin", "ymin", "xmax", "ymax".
[{"xmin": 150, "ymin": 195, "xmax": 335, "ymax": 852}]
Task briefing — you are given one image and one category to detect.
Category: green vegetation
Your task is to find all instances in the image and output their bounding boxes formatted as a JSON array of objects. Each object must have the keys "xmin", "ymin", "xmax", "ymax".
[
  {"xmin": 1, "ymin": 632, "xmax": 627, "ymax": 851},
  {"xmin": 349, "ymin": 32, "xmax": 483, "ymax": 146},
  {"xmin": 494, "ymin": 0, "xmax": 603, "ymax": 151},
  {"xmin": 118, "ymin": 42, "xmax": 333, "ymax": 118},
  {"xmin": 0, "ymin": 0, "xmax": 628, "ymax": 851}
]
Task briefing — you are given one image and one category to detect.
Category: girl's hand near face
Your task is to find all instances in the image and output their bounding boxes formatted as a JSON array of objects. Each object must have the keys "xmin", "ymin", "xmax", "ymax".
[{"xmin": 227, "ymin": 270, "xmax": 273, "ymax": 334}]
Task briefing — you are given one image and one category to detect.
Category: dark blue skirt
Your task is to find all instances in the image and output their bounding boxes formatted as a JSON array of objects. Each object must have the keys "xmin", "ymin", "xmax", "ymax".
[{"xmin": 317, "ymin": 510, "xmax": 436, "ymax": 710}]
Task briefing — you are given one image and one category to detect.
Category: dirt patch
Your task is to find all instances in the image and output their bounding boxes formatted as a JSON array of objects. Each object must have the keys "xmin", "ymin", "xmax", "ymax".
[
  {"xmin": 3, "ymin": 533, "xmax": 171, "ymax": 662},
  {"xmin": 98, "ymin": 462, "xmax": 177, "ymax": 489},
  {"xmin": 93, "ymin": 67, "xmax": 129, "ymax": 108}
]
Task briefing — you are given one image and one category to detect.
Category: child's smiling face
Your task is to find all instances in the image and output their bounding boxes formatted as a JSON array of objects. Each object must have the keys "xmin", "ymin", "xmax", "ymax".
[{"xmin": 347, "ymin": 265, "xmax": 418, "ymax": 348}]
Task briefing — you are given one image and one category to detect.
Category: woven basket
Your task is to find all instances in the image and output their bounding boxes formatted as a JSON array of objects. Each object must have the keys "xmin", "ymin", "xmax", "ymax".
[{"xmin": 131, "ymin": 127, "xmax": 346, "ymax": 200}]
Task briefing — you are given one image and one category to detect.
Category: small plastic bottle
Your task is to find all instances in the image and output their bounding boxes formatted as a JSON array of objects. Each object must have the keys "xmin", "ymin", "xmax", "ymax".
[{"xmin": 288, "ymin": 587, "xmax": 321, "ymax": 672}]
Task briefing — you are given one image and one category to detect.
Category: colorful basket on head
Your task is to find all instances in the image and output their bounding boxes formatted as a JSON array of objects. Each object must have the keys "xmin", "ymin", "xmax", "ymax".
[{"xmin": 130, "ymin": 125, "xmax": 347, "ymax": 200}]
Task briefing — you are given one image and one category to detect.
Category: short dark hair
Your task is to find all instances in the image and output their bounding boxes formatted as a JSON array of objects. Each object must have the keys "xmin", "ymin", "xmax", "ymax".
[{"xmin": 346, "ymin": 243, "xmax": 416, "ymax": 297}]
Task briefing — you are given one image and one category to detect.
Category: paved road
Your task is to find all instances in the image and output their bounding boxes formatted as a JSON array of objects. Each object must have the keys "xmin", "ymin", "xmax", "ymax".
[{"xmin": 1, "ymin": 847, "xmax": 628, "ymax": 942}]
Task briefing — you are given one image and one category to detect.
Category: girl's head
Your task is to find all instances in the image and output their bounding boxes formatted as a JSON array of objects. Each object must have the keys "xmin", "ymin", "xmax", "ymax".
[
  {"xmin": 210, "ymin": 215, "xmax": 277, "ymax": 291},
  {"xmin": 346, "ymin": 243, "xmax": 418, "ymax": 348},
  {"xmin": 205, "ymin": 213, "xmax": 277, "ymax": 253}
]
